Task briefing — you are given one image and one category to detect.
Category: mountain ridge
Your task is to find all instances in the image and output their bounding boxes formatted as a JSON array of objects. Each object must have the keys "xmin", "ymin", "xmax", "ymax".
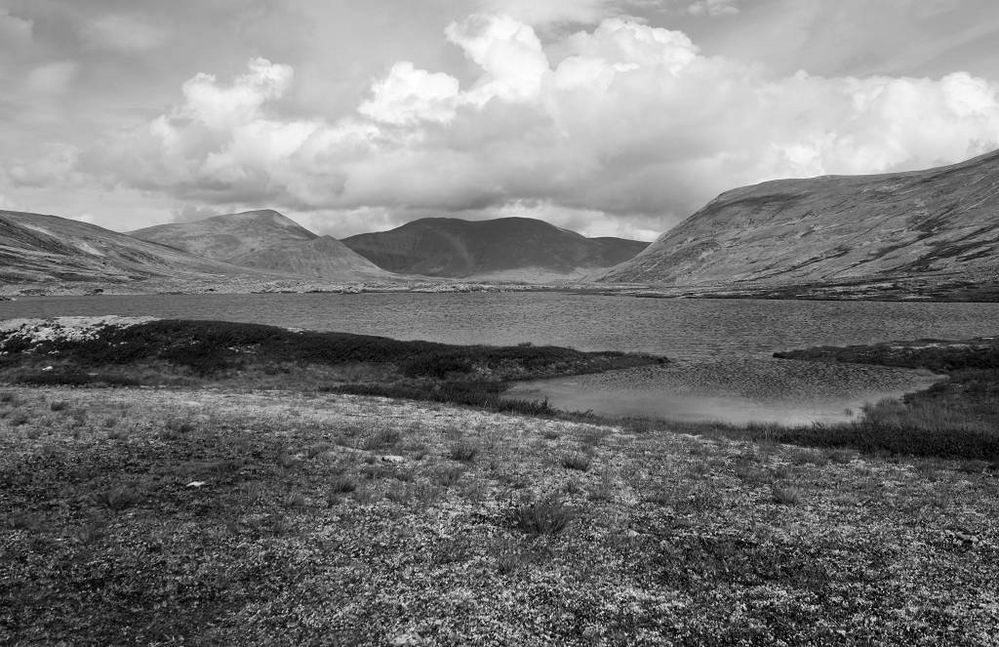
[
  {"xmin": 0, "ymin": 210, "xmax": 266, "ymax": 284},
  {"xmin": 602, "ymin": 149, "xmax": 999, "ymax": 293}
]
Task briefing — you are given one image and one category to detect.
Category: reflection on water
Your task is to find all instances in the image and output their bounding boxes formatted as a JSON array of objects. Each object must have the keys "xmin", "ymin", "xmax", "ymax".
[
  {"xmin": 507, "ymin": 382, "xmax": 864, "ymax": 426},
  {"xmin": 2, "ymin": 292, "xmax": 990, "ymax": 424},
  {"xmin": 505, "ymin": 361, "xmax": 944, "ymax": 425}
]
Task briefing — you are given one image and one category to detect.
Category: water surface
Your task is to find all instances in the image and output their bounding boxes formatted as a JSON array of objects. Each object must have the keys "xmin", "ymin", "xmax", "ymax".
[
  {"xmin": 3, "ymin": 292, "xmax": 997, "ymax": 359},
  {"xmin": 2, "ymin": 293, "xmax": 995, "ymax": 423}
]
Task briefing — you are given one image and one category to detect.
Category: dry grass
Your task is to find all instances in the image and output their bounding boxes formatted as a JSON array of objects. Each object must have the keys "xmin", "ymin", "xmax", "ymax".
[{"xmin": 0, "ymin": 386, "xmax": 997, "ymax": 646}]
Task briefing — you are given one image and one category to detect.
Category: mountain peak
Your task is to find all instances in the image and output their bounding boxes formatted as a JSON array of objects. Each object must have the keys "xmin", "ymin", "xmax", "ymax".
[{"xmin": 130, "ymin": 210, "xmax": 387, "ymax": 281}]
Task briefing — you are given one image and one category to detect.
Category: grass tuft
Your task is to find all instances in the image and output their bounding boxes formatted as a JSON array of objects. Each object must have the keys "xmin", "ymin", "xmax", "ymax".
[
  {"xmin": 511, "ymin": 498, "xmax": 575, "ymax": 536},
  {"xmin": 560, "ymin": 452, "xmax": 592, "ymax": 472},
  {"xmin": 448, "ymin": 440, "xmax": 479, "ymax": 463},
  {"xmin": 771, "ymin": 485, "xmax": 803, "ymax": 506}
]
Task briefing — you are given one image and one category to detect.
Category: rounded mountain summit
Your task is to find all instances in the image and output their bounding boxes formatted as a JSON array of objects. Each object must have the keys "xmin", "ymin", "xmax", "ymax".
[
  {"xmin": 341, "ymin": 217, "xmax": 649, "ymax": 280},
  {"xmin": 130, "ymin": 210, "xmax": 389, "ymax": 281}
]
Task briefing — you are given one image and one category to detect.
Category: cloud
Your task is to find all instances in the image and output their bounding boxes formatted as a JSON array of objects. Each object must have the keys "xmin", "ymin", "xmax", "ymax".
[
  {"xmin": 80, "ymin": 13, "xmax": 167, "ymax": 51},
  {"xmin": 0, "ymin": 9, "xmax": 33, "ymax": 50},
  {"xmin": 359, "ymin": 62, "xmax": 460, "ymax": 125},
  {"xmin": 5, "ymin": 143, "xmax": 82, "ymax": 187},
  {"xmin": 445, "ymin": 15, "xmax": 550, "ymax": 105},
  {"xmin": 477, "ymin": 0, "xmax": 611, "ymax": 26},
  {"xmin": 25, "ymin": 61, "xmax": 78, "ymax": 95},
  {"xmin": 687, "ymin": 0, "xmax": 740, "ymax": 17},
  {"xmin": 89, "ymin": 14, "xmax": 999, "ymax": 236}
]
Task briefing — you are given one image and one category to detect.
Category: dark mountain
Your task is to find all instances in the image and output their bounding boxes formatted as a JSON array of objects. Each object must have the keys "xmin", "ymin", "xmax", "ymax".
[
  {"xmin": 342, "ymin": 217, "xmax": 649, "ymax": 279},
  {"xmin": 0, "ymin": 210, "xmax": 256, "ymax": 284},
  {"xmin": 130, "ymin": 210, "xmax": 388, "ymax": 280},
  {"xmin": 603, "ymin": 150, "xmax": 999, "ymax": 296}
]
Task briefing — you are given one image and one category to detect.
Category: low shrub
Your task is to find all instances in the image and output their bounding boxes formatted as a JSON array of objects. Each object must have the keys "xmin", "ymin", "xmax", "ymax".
[
  {"xmin": 362, "ymin": 428, "xmax": 401, "ymax": 450},
  {"xmin": 560, "ymin": 453, "xmax": 591, "ymax": 472},
  {"xmin": 94, "ymin": 486, "xmax": 143, "ymax": 512},
  {"xmin": 510, "ymin": 498, "xmax": 575, "ymax": 536},
  {"xmin": 449, "ymin": 441, "xmax": 479, "ymax": 463},
  {"xmin": 771, "ymin": 485, "xmax": 803, "ymax": 505}
]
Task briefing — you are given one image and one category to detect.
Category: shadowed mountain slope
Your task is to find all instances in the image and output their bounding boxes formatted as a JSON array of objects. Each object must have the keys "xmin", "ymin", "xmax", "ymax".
[
  {"xmin": 603, "ymin": 150, "xmax": 999, "ymax": 292},
  {"xmin": 0, "ymin": 210, "xmax": 257, "ymax": 284},
  {"xmin": 131, "ymin": 210, "xmax": 388, "ymax": 280},
  {"xmin": 342, "ymin": 217, "xmax": 649, "ymax": 278}
]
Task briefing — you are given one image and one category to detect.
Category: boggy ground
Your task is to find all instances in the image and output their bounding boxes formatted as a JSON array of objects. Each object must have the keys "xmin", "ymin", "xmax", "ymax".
[{"xmin": 2, "ymin": 386, "xmax": 998, "ymax": 646}]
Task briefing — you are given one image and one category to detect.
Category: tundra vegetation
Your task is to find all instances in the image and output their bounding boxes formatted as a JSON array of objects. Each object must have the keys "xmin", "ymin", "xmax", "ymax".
[{"xmin": 1, "ymin": 320, "xmax": 997, "ymax": 645}]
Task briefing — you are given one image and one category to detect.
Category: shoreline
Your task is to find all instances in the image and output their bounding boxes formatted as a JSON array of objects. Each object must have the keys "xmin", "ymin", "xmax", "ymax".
[{"xmin": 2, "ymin": 315, "xmax": 996, "ymax": 459}]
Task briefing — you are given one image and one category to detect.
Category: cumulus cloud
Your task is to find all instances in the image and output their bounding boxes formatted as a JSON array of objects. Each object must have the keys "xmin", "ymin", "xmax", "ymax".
[
  {"xmin": 6, "ymin": 143, "xmax": 82, "ymax": 187},
  {"xmin": 91, "ymin": 14, "xmax": 999, "ymax": 235},
  {"xmin": 359, "ymin": 62, "xmax": 460, "ymax": 125},
  {"xmin": 445, "ymin": 15, "xmax": 550, "ymax": 105}
]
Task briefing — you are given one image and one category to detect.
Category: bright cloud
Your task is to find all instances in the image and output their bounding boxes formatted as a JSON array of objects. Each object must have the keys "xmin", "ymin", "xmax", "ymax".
[
  {"xmin": 88, "ymin": 14, "xmax": 999, "ymax": 234},
  {"xmin": 445, "ymin": 15, "xmax": 550, "ymax": 105},
  {"xmin": 359, "ymin": 62, "xmax": 460, "ymax": 125}
]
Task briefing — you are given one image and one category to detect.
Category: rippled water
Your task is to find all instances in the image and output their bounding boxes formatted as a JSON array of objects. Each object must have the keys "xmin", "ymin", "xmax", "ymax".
[
  {"xmin": 2, "ymin": 292, "xmax": 997, "ymax": 359},
  {"xmin": 3, "ymin": 292, "xmax": 996, "ymax": 424}
]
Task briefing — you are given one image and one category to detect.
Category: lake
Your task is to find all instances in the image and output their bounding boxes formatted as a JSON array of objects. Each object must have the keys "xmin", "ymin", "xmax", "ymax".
[{"xmin": 2, "ymin": 292, "xmax": 997, "ymax": 424}]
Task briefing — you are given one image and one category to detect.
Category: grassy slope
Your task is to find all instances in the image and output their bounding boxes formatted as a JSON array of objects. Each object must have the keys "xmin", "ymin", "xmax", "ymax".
[{"xmin": 2, "ymin": 387, "xmax": 997, "ymax": 646}]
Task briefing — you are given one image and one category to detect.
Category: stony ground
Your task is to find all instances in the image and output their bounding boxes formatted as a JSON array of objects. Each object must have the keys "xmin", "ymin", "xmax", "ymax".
[{"xmin": 2, "ymin": 386, "xmax": 998, "ymax": 646}]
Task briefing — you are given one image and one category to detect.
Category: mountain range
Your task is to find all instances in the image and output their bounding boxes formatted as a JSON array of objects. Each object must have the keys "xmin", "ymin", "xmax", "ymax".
[
  {"xmin": 0, "ymin": 210, "xmax": 259, "ymax": 285},
  {"xmin": 342, "ymin": 217, "xmax": 649, "ymax": 279},
  {"xmin": 603, "ymin": 150, "xmax": 999, "ymax": 298},
  {"xmin": 1, "ymin": 210, "xmax": 649, "ymax": 290},
  {"xmin": 2, "ymin": 149, "xmax": 998, "ymax": 299}
]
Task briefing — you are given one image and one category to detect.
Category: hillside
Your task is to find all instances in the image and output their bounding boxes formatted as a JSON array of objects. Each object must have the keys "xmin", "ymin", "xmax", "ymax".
[
  {"xmin": 226, "ymin": 235, "xmax": 390, "ymax": 279},
  {"xmin": 342, "ymin": 217, "xmax": 648, "ymax": 278},
  {"xmin": 603, "ymin": 150, "xmax": 999, "ymax": 297},
  {"xmin": 131, "ymin": 210, "xmax": 389, "ymax": 280},
  {"xmin": 0, "ymin": 210, "xmax": 258, "ymax": 284}
]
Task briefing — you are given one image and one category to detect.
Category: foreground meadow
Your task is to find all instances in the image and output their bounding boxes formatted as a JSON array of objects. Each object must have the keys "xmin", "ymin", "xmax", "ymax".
[{"xmin": 2, "ymin": 386, "xmax": 997, "ymax": 646}]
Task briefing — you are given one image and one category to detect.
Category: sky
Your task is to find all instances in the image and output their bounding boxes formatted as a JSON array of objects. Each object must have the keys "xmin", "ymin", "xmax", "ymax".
[{"xmin": 1, "ymin": 0, "xmax": 998, "ymax": 241}]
